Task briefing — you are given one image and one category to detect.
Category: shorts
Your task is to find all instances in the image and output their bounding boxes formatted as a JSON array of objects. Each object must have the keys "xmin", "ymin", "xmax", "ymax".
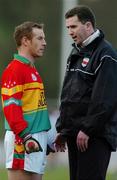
[{"xmin": 4, "ymin": 130, "xmax": 47, "ymax": 174}]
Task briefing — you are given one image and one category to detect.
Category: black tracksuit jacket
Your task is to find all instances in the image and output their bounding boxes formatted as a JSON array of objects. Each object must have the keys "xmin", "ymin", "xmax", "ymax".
[{"xmin": 56, "ymin": 31, "xmax": 117, "ymax": 151}]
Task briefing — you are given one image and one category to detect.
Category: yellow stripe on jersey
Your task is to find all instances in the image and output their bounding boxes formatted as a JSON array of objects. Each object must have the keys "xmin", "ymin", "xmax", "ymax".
[
  {"xmin": 22, "ymin": 89, "xmax": 47, "ymax": 112},
  {"xmin": 23, "ymin": 107, "xmax": 47, "ymax": 114},
  {"xmin": 23, "ymin": 82, "xmax": 44, "ymax": 90},
  {"xmin": 1, "ymin": 82, "xmax": 44, "ymax": 96},
  {"xmin": 1, "ymin": 85, "xmax": 23, "ymax": 96}
]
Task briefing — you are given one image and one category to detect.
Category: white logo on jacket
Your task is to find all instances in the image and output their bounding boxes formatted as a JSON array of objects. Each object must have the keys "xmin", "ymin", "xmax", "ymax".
[
  {"xmin": 31, "ymin": 73, "xmax": 37, "ymax": 81},
  {"xmin": 81, "ymin": 58, "xmax": 89, "ymax": 67}
]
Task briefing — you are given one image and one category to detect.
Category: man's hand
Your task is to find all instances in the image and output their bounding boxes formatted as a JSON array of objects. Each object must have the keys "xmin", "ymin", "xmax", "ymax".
[
  {"xmin": 76, "ymin": 130, "xmax": 89, "ymax": 152},
  {"xmin": 23, "ymin": 134, "xmax": 43, "ymax": 154},
  {"xmin": 54, "ymin": 133, "xmax": 66, "ymax": 152}
]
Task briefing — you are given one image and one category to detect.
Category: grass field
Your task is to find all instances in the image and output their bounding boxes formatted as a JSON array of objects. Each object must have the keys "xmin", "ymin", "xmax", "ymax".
[
  {"xmin": 0, "ymin": 166, "xmax": 69, "ymax": 180},
  {"xmin": 1, "ymin": 166, "xmax": 117, "ymax": 180}
]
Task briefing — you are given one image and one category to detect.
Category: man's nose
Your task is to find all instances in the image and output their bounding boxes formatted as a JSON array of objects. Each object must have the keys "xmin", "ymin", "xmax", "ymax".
[
  {"xmin": 68, "ymin": 28, "xmax": 74, "ymax": 36},
  {"xmin": 43, "ymin": 39, "xmax": 47, "ymax": 46}
]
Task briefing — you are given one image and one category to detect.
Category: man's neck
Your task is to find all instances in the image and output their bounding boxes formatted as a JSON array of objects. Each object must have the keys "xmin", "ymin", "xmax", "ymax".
[{"xmin": 17, "ymin": 48, "xmax": 35, "ymax": 63}]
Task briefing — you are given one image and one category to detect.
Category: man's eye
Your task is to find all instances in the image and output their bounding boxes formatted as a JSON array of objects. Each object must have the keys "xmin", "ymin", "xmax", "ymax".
[{"xmin": 71, "ymin": 26, "xmax": 77, "ymax": 28}]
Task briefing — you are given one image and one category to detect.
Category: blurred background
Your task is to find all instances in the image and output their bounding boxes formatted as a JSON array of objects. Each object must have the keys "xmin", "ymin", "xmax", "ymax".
[{"xmin": 0, "ymin": 0, "xmax": 117, "ymax": 179}]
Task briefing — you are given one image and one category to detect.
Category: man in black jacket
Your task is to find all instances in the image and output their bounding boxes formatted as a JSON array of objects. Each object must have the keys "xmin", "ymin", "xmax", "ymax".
[{"xmin": 55, "ymin": 5, "xmax": 117, "ymax": 180}]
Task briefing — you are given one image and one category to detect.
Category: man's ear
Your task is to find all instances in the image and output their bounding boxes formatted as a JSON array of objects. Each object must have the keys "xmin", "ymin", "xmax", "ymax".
[
  {"xmin": 85, "ymin": 21, "xmax": 92, "ymax": 29},
  {"xmin": 21, "ymin": 36, "xmax": 29, "ymax": 46}
]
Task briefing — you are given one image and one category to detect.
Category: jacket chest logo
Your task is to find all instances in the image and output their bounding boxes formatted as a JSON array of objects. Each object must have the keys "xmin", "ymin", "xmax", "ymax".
[
  {"xmin": 81, "ymin": 58, "xmax": 89, "ymax": 67},
  {"xmin": 31, "ymin": 73, "xmax": 37, "ymax": 81}
]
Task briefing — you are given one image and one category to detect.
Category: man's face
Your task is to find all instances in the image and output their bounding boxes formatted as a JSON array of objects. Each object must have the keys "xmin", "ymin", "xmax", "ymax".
[
  {"xmin": 28, "ymin": 28, "xmax": 46, "ymax": 58},
  {"xmin": 66, "ymin": 15, "xmax": 91, "ymax": 45}
]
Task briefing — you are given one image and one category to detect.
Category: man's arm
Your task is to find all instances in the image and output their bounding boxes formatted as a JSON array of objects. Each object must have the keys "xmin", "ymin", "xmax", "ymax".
[
  {"xmin": 1, "ymin": 71, "xmax": 42, "ymax": 153},
  {"xmin": 81, "ymin": 56, "xmax": 117, "ymax": 136},
  {"xmin": 1, "ymin": 72, "xmax": 28, "ymax": 135}
]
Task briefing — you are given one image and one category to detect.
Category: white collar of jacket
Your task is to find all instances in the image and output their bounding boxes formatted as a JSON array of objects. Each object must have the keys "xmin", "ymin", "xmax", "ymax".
[{"xmin": 82, "ymin": 29, "xmax": 100, "ymax": 47}]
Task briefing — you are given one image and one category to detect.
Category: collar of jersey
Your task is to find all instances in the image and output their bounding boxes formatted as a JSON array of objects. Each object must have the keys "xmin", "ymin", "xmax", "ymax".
[{"xmin": 14, "ymin": 54, "xmax": 33, "ymax": 66}]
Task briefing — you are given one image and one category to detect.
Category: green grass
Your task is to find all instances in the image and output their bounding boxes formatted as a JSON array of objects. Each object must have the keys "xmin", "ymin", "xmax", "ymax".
[
  {"xmin": 0, "ymin": 166, "xmax": 69, "ymax": 180},
  {"xmin": 107, "ymin": 172, "xmax": 117, "ymax": 180},
  {"xmin": 1, "ymin": 167, "xmax": 117, "ymax": 180},
  {"xmin": 44, "ymin": 166, "xmax": 69, "ymax": 180},
  {"xmin": 0, "ymin": 169, "xmax": 7, "ymax": 179}
]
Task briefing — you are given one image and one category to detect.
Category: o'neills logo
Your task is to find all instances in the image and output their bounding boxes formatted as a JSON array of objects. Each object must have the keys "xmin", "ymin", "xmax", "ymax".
[
  {"xmin": 31, "ymin": 73, "xmax": 37, "ymax": 81},
  {"xmin": 81, "ymin": 58, "xmax": 89, "ymax": 67}
]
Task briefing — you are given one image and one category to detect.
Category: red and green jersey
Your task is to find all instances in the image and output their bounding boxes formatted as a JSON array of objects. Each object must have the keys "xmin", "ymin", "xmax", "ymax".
[{"xmin": 1, "ymin": 54, "xmax": 51, "ymax": 135}]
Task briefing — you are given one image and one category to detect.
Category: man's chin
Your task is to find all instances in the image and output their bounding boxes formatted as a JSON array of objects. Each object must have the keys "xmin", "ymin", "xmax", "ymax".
[
  {"xmin": 34, "ymin": 54, "xmax": 43, "ymax": 58},
  {"xmin": 75, "ymin": 41, "xmax": 82, "ymax": 46}
]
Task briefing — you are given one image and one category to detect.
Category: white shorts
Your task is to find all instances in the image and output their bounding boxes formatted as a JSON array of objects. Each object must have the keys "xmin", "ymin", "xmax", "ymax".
[{"xmin": 4, "ymin": 131, "xmax": 47, "ymax": 174}]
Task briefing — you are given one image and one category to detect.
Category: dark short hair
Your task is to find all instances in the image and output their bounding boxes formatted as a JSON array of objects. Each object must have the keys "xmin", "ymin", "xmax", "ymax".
[
  {"xmin": 65, "ymin": 5, "xmax": 96, "ymax": 29},
  {"xmin": 14, "ymin": 21, "xmax": 44, "ymax": 47}
]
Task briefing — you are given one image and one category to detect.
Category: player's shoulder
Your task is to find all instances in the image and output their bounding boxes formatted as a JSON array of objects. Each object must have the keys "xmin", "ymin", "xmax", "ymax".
[{"xmin": 4, "ymin": 60, "xmax": 25, "ymax": 74}]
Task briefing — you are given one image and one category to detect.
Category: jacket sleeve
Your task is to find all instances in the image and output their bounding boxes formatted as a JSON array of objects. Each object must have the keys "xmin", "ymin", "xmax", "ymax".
[
  {"xmin": 1, "ymin": 71, "xmax": 28, "ymax": 135},
  {"xmin": 81, "ymin": 56, "xmax": 117, "ymax": 136}
]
